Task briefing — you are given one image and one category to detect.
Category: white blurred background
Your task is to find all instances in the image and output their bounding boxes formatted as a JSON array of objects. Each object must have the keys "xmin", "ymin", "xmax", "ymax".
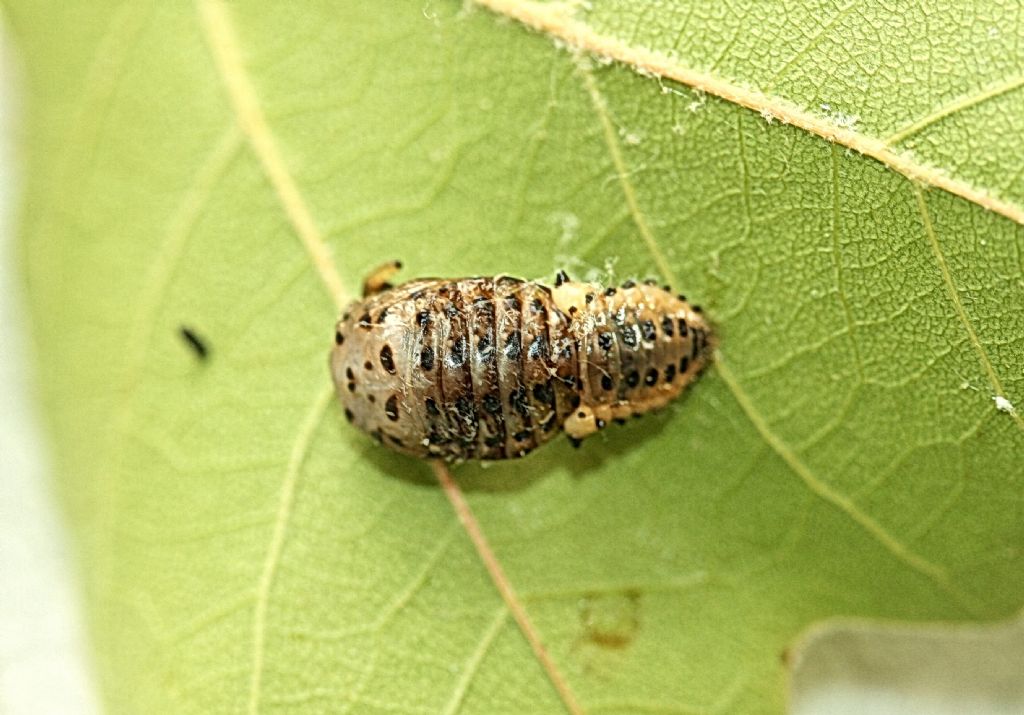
[
  {"xmin": 0, "ymin": 19, "xmax": 1020, "ymax": 715},
  {"xmin": 0, "ymin": 28, "xmax": 102, "ymax": 715}
]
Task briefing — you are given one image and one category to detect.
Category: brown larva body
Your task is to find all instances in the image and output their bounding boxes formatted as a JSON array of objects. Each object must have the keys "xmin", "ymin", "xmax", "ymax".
[{"xmin": 330, "ymin": 272, "xmax": 712, "ymax": 461}]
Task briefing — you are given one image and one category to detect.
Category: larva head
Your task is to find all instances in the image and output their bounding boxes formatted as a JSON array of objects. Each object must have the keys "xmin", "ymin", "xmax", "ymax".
[{"xmin": 552, "ymin": 275, "xmax": 714, "ymax": 425}]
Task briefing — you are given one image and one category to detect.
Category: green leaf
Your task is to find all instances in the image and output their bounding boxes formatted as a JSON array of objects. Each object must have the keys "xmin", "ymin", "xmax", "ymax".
[{"xmin": 6, "ymin": 0, "xmax": 1023, "ymax": 712}]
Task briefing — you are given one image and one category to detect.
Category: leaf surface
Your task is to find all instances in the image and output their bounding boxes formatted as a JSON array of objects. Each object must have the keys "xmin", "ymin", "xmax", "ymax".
[{"xmin": 6, "ymin": 0, "xmax": 1024, "ymax": 712}]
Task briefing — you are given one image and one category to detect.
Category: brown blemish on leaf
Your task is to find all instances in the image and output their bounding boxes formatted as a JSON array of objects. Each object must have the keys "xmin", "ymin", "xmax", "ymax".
[{"xmin": 578, "ymin": 589, "xmax": 641, "ymax": 651}]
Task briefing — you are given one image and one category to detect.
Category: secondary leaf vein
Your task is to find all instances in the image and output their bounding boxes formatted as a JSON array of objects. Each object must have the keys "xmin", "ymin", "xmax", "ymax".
[
  {"xmin": 715, "ymin": 358, "xmax": 976, "ymax": 612},
  {"xmin": 247, "ymin": 383, "xmax": 334, "ymax": 715},
  {"xmin": 578, "ymin": 61, "xmax": 677, "ymax": 285},
  {"xmin": 441, "ymin": 607, "xmax": 509, "ymax": 715},
  {"xmin": 886, "ymin": 73, "xmax": 1024, "ymax": 145},
  {"xmin": 913, "ymin": 186, "xmax": 1024, "ymax": 432}
]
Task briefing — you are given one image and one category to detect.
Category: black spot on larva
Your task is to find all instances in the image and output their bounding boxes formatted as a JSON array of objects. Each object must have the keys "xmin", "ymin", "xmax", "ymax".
[
  {"xmin": 387, "ymin": 434, "xmax": 405, "ymax": 448},
  {"xmin": 483, "ymin": 392, "xmax": 501, "ymax": 414},
  {"xmin": 367, "ymin": 394, "xmax": 376, "ymax": 403},
  {"xmin": 513, "ymin": 430, "xmax": 531, "ymax": 442},
  {"xmin": 614, "ymin": 418, "xmax": 627, "ymax": 425},
  {"xmin": 344, "ymin": 408, "xmax": 354, "ymax": 422},
  {"xmin": 448, "ymin": 335, "xmax": 467, "ymax": 367},
  {"xmin": 504, "ymin": 331, "xmax": 522, "ymax": 359},
  {"xmin": 334, "ymin": 331, "xmax": 345, "ymax": 346},
  {"xmin": 568, "ymin": 306, "xmax": 578, "ymax": 316},
  {"xmin": 364, "ymin": 360, "xmax": 373, "ymax": 371},
  {"xmin": 677, "ymin": 294, "xmax": 687, "ymax": 302},
  {"xmin": 510, "ymin": 385, "xmax": 529, "ymax": 417},
  {"xmin": 376, "ymin": 307, "xmax": 389, "ymax": 324},
  {"xmin": 595, "ymin": 418, "xmax": 606, "ymax": 429},
  {"xmin": 692, "ymin": 332, "xmax": 701, "ymax": 359},
  {"xmin": 598, "ymin": 332, "xmax": 614, "ymax": 352},
  {"xmin": 621, "ymin": 325, "xmax": 638, "ymax": 349},
  {"xmin": 505, "ymin": 296, "xmax": 521, "ymax": 312},
  {"xmin": 585, "ymin": 293, "xmax": 594, "ymax": 304},
  {"xmin": 420, "ymin": 347, "xmax": 435, "ymax": 370},
  {"xmin": 542, "ymin": 413, "xmax": 558, "ymax": 431},
  {"xmin": 416, "ymin": 310, "xmax": 430, "ymax": 328},
  {"xmin": 384, "ymin": 395, "xmax": 400, "ymax": 421},
  {"xmin": 569, "ymin": 436, "xmax": 583, "ymax": 449},
  {"xmin": 478, "ymin": 335, "xmax": 494, "ymax": 362},
  {"xmin": 626, "ymin": 370, "xmax": 640, "ymax": 388},
  {"xmin": 677, "ymin": 318, "xmax": 688, "ymax": 337},
  {"xmin": 346, "ymin": 367, "xmax": 355, "ymax": 380},
  {"xmin": 359, "ymin": 313, "xmax": 372, "ymax": 328},
  {"xmin": 601, "ymin": 374, "xmax": 614, "ymax": 390},
  {"xmin": 570, "ymin": 394, "xmax": 581, "ymax": 409},
  {"xmin": 644, "ymin": 368, "xmax": 659, "ymax": 386},
  {"xmin": 484, "ymin": 435, "xmax": 503, "ymax": 448},
  {"xmin": 528, "ymin": 335, "xmax": 548, "ymax": 360},
  {"xmin": 532, "ymin": 383, "xmax": 554, "ymax": 403},
  {"xmin": 680, "ymin": 356, "xmax": 690, "ymax": 373},
  {"xmin": 425, "ymin": 397, "xmax": 440, "ymax": 416},
  {"xmin": 555, "ymin": 269, "xmax": 569, "ymax": 286},
  {"xmin": 179, "ymin": 326, "xmax": 209, "ymax": 360},
  {"xmin": 641, "ymin": 320, "xmax": 657, "ymax": 342},
  {"xmin": 577, "ymin": 411, "xmax": 586, "ymax": 418},
  {"xmin": 455, "ymin": 395, "xmax": 474, "ymax": 420},
  {"xmin": 661, "ymin": 316, "xmax": 674, "ymax": 337},
  {"xmin": 644, "ymin": 278, "xmax": 658, "ymax": 286},
  {"xmin": 444, "ymin": 302, "xmax": 459, "ymax": 318},
  {"xmin": 605, "ymin": 287, "xmax": 617, "ymax": 297},
  {"xmin": 380, "ymin": 345, "xmax": 396, "ymax": 374},
  {"xmin": 692, "ymin": 304, "xmax": 703, "ymax": 313},
  {"xmin": 621, "ymin": 279, "xmax": 636, "ymax": 289},
  {"xmin": 664, "ymin": 364, "xmax": 677, "ymax": 383},
  {"xmin": 347, "ymin": 381, "xmax": 356, "ymax": 393},
  {"xmin": 530, "ymin": 298, "xmax": 545, "ymax": 313},
  {"xmin": 563, "ymin": 375, "xmax": 578, "ymax": 390},
  {"xmin": 560, "ymin": 345, "xmax": 573, "ymax": 361}
]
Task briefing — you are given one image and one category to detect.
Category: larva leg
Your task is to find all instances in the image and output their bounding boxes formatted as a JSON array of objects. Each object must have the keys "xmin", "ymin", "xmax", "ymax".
[
  {"xmin": 563, "ymin": 403, "xmax": 610, "ymax": 440},
  {"xmin": 362, "ymin": 260, "xmax": 403, "ymax": 297}
]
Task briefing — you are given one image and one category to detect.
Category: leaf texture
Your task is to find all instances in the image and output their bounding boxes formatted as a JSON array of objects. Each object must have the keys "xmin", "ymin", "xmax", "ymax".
[{"xmin": 5, "ymin": 0, "xmax": 1024, "ymax": 713}]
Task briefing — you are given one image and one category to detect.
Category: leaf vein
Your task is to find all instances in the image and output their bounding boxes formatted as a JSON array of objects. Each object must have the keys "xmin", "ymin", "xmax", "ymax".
[
  {"xmin": 913, "ymin": 186, "xmax": 1024, "ymax": 432},
  {"xmin": 433, "ymin": 462, "xmax": 584, "ymax": 715},
  {"xmin": 441, "ymin": 607, "xmax": 509, "ymax": 715},
  {"xmin": 715, "ymin": 358, "xmax": 977, "ymax": 612},
  {"xmin": 578, "ymin": 61, "xmax": 677, "ymax": 285},
  {"xmin": 472, "ymin": 0, "xmax": 1024, "ymax": 225},
  {"xmin": 197, "ymin": 0, "xmax": 349, "ymax": 307},
  {"xmin": 886, "ymin": 73, "xmax": 1024, "ymax": 145},
  {"xmin": 247, "ymin": 384, "xmax": 334, "ymax": 715}
]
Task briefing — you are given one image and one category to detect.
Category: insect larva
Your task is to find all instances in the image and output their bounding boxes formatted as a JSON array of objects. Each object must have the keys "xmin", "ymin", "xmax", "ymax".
[{"xmin": 329, "ymin": 262, "xmax": 713, "ymax": 461}]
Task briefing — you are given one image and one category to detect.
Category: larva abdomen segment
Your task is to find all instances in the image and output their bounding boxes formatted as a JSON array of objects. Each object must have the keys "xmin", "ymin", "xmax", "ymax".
[{"xmin": 330, "ymin": 274, "xmax": 712, "ymax": 461}]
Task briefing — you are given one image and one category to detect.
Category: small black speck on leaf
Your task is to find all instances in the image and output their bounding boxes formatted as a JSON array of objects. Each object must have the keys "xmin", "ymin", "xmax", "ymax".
[{"xmin": 179, "ymin": 326, "xmax": 209, "ymax": 360}]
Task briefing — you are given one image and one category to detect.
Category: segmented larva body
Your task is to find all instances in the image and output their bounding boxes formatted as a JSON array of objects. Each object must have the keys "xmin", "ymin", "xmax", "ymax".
[{"xmin": 330, "ymin": 269, "xmax": 712, "ymax": 461}]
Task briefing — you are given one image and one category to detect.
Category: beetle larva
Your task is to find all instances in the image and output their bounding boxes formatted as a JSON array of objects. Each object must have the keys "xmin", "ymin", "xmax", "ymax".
[{"xmin": 329, "ymin": 262, "xmax": 712, "ymax": 461}]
